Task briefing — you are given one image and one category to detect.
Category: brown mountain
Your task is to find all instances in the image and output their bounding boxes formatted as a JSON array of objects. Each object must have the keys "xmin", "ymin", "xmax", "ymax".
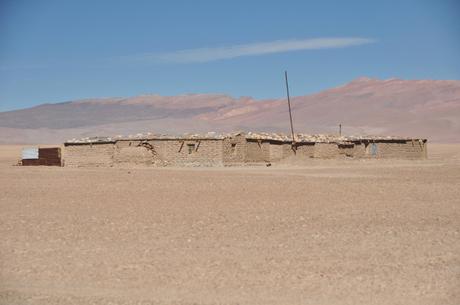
[{"xmin": 1, "ymin": 77, "xmax": 459, "ymax": 143}]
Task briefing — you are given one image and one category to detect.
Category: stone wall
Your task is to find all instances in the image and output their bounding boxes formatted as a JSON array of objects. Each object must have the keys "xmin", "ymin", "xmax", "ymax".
[{"xmin": 64, "ymin": 143, "xmax": 115, "ymax": 167}]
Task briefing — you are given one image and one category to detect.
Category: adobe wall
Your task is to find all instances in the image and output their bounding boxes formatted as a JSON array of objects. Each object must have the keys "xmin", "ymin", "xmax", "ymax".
[
  {"xmin": 64, "ymin": 143, "xmax": 115, "ymax": 167},
  {"xmin": 64, "ymin": 139, "xmax": 225, "ymax": 167},
  {"xmin": 365, "ymin": 140, "xmax": 427, "ymax": 159},
  {"xmin": 270, "ymin": 142, "xmax": 315, "ymax": 161},
  {"xmin": 223, "ymin": 135, "xmax": 246, "ymax": 165},
  {"xmin": 313, "ymin": 143, "xmax": 340, "ymax": 159},
  {"xmin": 150, "ymin": 139, "xmax": 224, "ymax": 166},
  {"xmin": 278, "ymin": 143, "xmax": 315, "ymax": 160},
  {"xmin": 295, "ymin": 143, "xmax": 315, "ymax": 158},
  {"xmin": 269, "ymin": 142, "xmax": 285, "ymax": 162},
  {"xmin": 114, "ymin": 141, "xmax": 156, "ymax": 166},
  {"xmin": 245, "ymin": 140, "xmax": 270, "ymax": 163},
  {"xmin": 338, "ymin": 143, "xmax": 355, "ymax": 158},
  {"xmin": 63, "ymin": 137, "xmax": 428, "ymax": 167},
  {"xmin": 281, "ymin": 143, "xmax": 295, "ymax": 159},
  {"xmin": 353, "ymin": 143, "xmax": 366, "ymax": 158}
]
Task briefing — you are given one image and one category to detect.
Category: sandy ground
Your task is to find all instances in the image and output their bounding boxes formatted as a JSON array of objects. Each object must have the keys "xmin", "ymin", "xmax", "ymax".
[{"xmin": 0, "ymin": 144, "xmax": 459, "ymax": 305}]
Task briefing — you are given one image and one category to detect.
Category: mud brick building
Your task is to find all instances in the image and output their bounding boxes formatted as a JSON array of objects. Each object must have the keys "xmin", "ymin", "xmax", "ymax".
[{"xmin": 63, "ymin": 132, "xmax": 427, "ymax": 167}]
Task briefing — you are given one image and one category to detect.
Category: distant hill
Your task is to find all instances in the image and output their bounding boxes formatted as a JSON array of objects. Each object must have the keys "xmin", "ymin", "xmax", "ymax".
[{"xmin": 1, "ymin": 77, "xmax": 459, "ymax": 143}]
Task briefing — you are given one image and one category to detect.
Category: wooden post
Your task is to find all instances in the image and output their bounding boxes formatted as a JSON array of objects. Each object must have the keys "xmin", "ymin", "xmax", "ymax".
[{"xmin": 284, "ymin": 71, "xmax": 296, "ymax": 151}]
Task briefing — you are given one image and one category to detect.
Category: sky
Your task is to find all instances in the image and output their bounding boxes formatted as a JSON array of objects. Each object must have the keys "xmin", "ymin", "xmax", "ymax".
[{"xmin": 0, "ymin": 0, "xmax": 459, "ymax": 111}]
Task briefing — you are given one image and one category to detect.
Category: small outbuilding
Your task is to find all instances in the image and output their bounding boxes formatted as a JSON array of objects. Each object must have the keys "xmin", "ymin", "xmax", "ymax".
[{"xmin": 21, "ymin": 147, "xmax": 62, "ymax": 166}]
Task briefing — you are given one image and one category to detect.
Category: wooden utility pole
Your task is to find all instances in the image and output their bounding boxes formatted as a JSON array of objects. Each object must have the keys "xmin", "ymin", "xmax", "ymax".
[{"xmin": 284, "ymin": 71, "xmax": 296, "ymax": 148}]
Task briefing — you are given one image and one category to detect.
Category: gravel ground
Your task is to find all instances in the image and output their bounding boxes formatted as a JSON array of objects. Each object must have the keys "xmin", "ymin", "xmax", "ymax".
[{"xmin": 1, "ymin": 144, "xmax": 459, "ymax": 305}]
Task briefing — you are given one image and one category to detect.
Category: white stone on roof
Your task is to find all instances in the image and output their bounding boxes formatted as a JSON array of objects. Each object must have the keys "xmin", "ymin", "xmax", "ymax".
[
  {"xmin": 65, "ymin": 136, "xmax": 114, "ymax": 144},
  {"xmin": 65, "ymin": 131, "xmax": 425, "ymax": 144}
]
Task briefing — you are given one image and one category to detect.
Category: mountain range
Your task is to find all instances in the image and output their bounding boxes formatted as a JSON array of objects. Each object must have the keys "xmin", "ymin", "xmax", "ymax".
[{"xmin": 1, "ymin": 77, "xmax": 459, "ymax": 143}]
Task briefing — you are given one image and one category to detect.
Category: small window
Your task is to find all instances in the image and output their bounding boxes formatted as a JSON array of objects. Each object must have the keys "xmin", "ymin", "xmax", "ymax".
[
  {"xmin": 187, "ymin": 144, "xmax": 195, "ymax": 154},
  {"xmin": 231, "ymin": 143, "xmax": 237, "ymax": 154}
]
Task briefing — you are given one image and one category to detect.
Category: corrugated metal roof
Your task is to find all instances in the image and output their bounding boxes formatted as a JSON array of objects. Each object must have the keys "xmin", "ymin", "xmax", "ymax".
[{"xmin": 22, "ymin": 148, "xmax": 38, "ymax": 160}]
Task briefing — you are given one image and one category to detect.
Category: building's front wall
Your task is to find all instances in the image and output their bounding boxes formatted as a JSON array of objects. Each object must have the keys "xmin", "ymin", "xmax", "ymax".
[
  {"xmin": 245, "ymin": 140, "xmax": 270, "ymax": 163},
  {"xmin": 295, "ymin": 143, "xmax": 315, "ymax": 158},
  {"xmin": 114, "ymin": 141, "xmax": 156, "ymax": 166},
  {"xmin": 65, "ymin": 139, "xmax": 224, "ymax": 167},
  {"xmin": 223, "ymin": 135, "xmax": 246, "ymax": 165},
  {"xmin": 338, "ymin": 143, "xmax": 355, "ymax": 158},
  {"xmin": 353, "ymin": 143, "xmax": 366, "ymax": 158},
  {"xmin": 269, "ymin": 142, "xmax": 285, "ymax": 162},
  {"xmin": 365, "ymin": 140, "xmax": 427, "ymax": 159},
  {"xmin": 64, "ymin": 143, "xmax": 115, "ymax": 167},
  {"xmin": 151, "ymin": 139, "xmax": 224, "ymax": 166},
  {"xmin": 63, "ymin": 137, "xmax": 428, "ymax": 167},
  {"xmin": 278, "ymin": 142, "xmax": 315, "ymax": 160},
  {"xmin": 313, "ymin": 143, "xmax": 339, "ymax": 159}
]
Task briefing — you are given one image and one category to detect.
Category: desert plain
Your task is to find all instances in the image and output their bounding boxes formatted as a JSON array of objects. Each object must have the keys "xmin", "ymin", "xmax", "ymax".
[{"xmin": 0, "ymin": 144, "xmax": 459, "ymax": 305}]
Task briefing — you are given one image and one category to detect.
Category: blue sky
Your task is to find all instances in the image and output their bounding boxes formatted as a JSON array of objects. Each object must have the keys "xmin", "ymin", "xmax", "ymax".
[{"xmin": 0, "ymin": 0, "xmax": 459, "ymax": 111}]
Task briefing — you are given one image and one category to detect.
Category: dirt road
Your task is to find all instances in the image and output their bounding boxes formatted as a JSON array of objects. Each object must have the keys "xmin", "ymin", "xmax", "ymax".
[{"xmin": 1, "ymin": 145, "xmax": 459, "ymax": 305}]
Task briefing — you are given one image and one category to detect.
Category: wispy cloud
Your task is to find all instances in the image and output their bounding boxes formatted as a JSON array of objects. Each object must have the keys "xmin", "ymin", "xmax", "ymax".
[{"xmin": 127, "ymin": 37, "xmax": 375, "ymax": 64}]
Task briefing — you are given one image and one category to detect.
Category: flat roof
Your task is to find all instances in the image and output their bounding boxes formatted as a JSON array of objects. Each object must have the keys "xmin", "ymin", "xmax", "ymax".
[{"xmin": 64, "ymin": 132, "xmax": 427, "ymax": 145}]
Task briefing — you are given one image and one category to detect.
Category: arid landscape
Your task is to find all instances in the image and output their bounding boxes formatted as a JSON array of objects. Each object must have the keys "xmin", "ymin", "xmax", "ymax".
[
  {"xmin": 2, "ymin": 1, "xmax": 460, "ymax": 304},
  {"xmin": 1, "ymin": 144, "xmax": 459, "ymax": 305}
]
